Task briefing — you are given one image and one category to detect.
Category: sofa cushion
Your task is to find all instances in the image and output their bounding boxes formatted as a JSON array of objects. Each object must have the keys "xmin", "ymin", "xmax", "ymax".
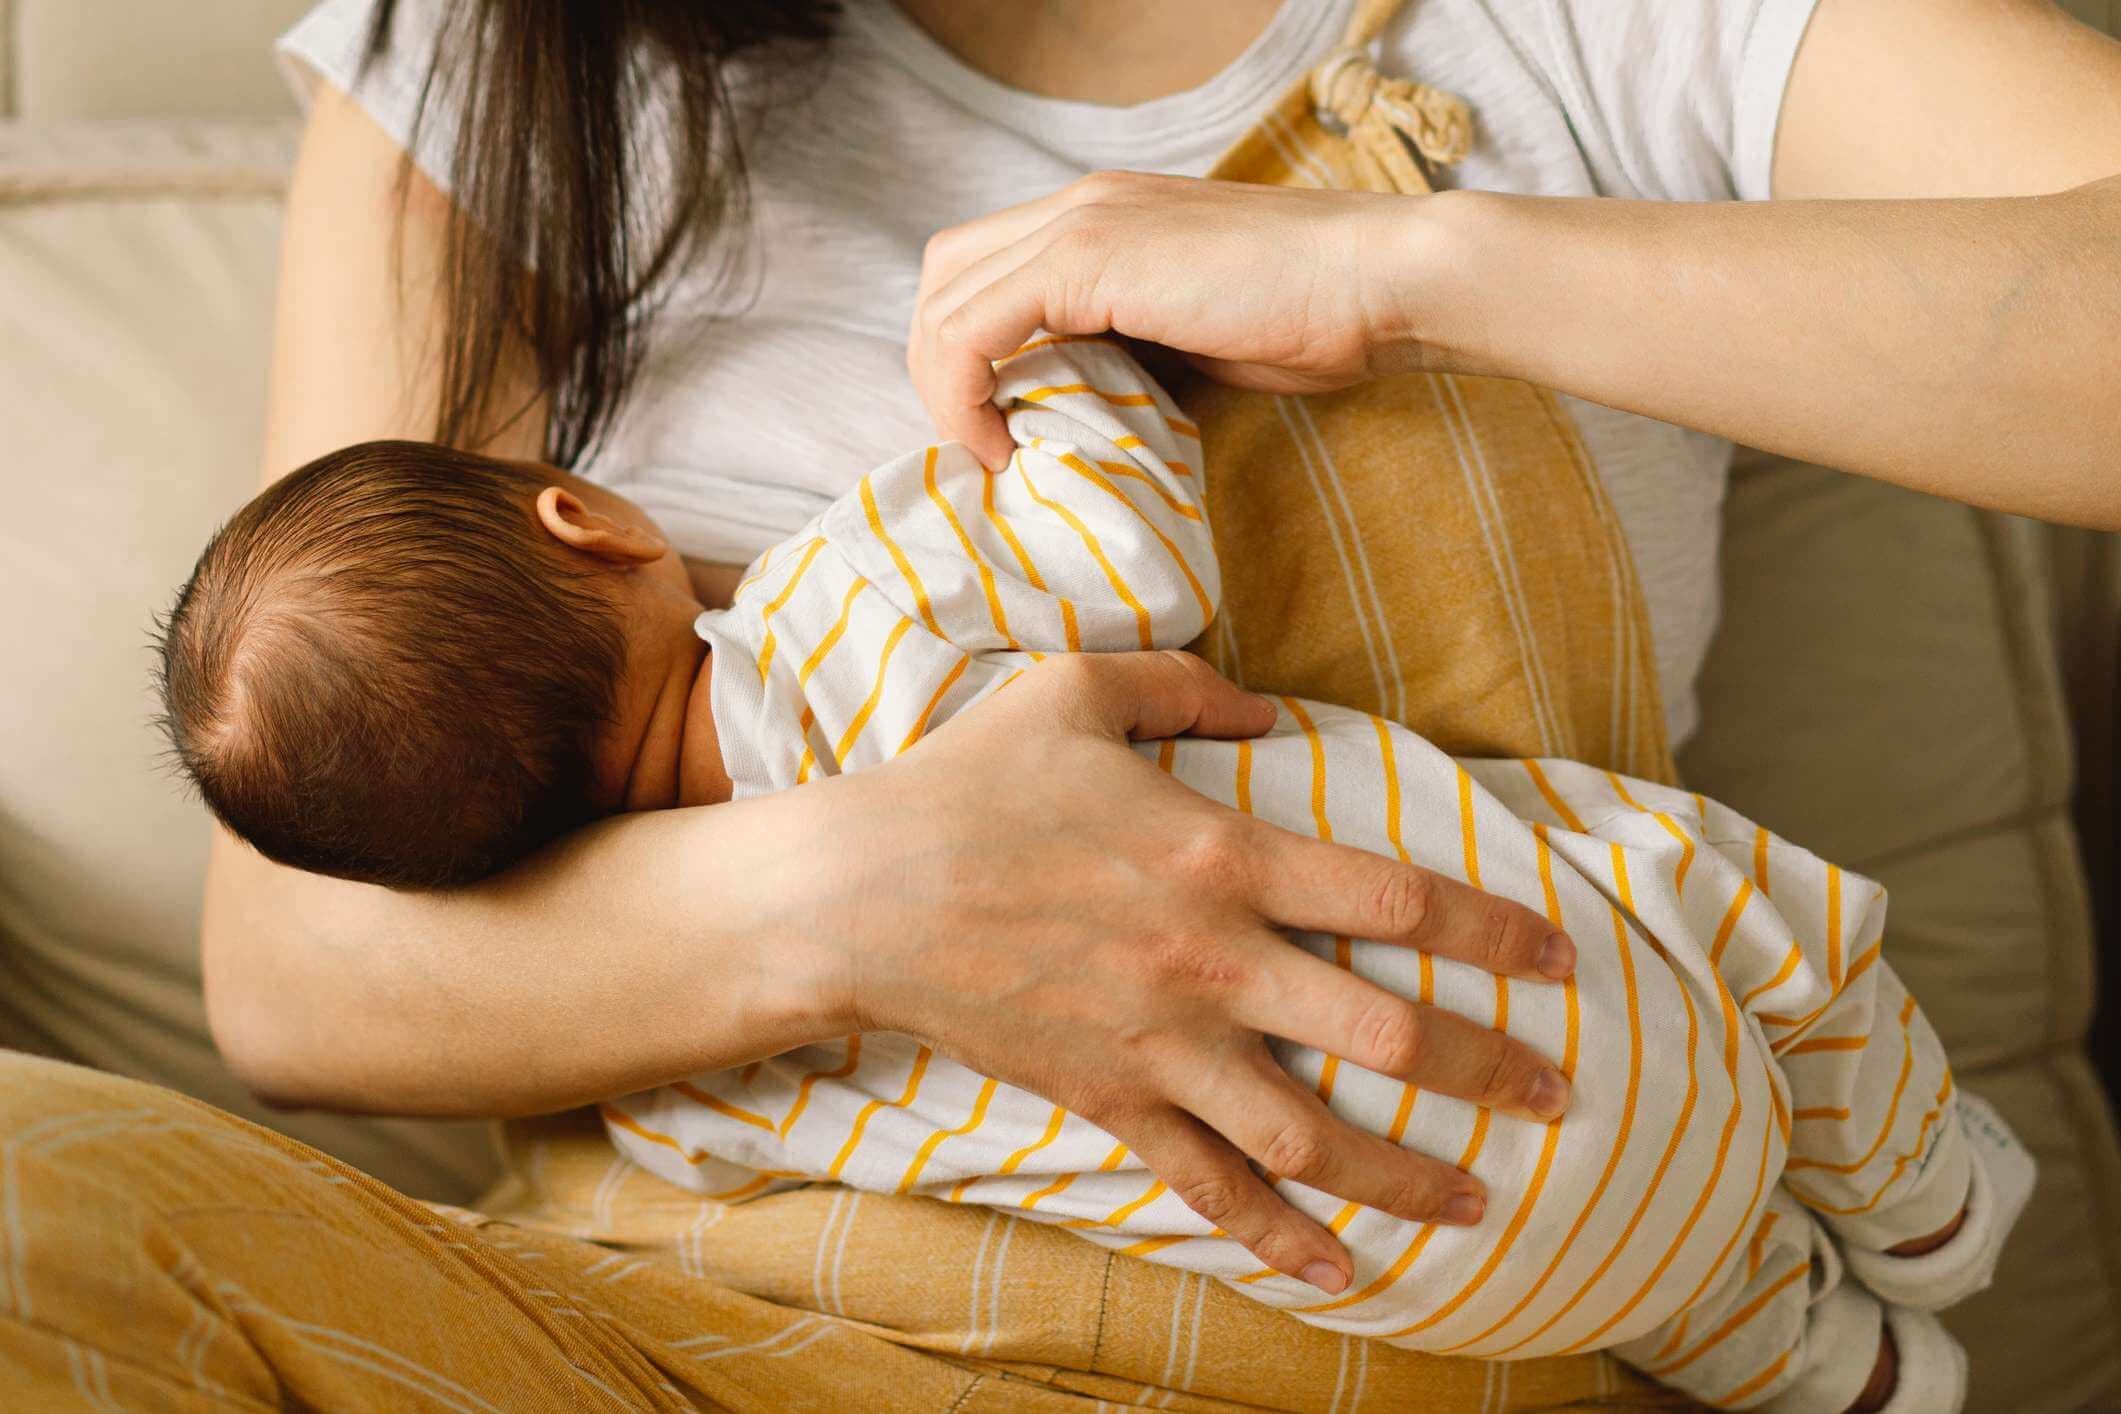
[
  {"xmin": 0, "ymin": 119, "xmax": 496, "ymax": 1203},
  {"xmin": 1680, "ymin": 453, "xmax": 2121, "ymax": 1411}
]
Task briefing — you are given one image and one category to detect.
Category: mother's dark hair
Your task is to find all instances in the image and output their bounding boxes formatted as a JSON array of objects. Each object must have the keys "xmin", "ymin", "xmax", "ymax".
[{"xmin": 364, "ymin": 0, "xmax": 836, "ymax": 465}]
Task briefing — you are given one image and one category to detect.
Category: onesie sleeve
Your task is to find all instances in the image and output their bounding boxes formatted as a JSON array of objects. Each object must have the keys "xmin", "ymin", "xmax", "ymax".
[{"xmin": 825, "ymin": 337, "xmax": 1220, "ymax": 656}]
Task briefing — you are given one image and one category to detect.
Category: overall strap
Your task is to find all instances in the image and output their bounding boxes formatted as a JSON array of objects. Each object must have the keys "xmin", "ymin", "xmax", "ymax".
[
  {"xmin": 1312, "ymin": 0, "xmax": 1471, "ymax": 193},
  {"xmin": 1339, "ymin": 0, "xmax": 1410, "ymax": 46},
  {"xmin": 1184, "ymin": 0, "xmax": 1676, "ymax": 779}
]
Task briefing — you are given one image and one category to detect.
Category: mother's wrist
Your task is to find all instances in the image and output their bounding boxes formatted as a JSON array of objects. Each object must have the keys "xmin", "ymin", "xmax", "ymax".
[{"xmin": 1361, "ymin": 187, "xmax": 1514, "ymax": 380}]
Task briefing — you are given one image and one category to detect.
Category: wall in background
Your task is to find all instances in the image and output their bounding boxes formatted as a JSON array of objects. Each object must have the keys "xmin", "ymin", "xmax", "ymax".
[{"xmin": 2, "ymin": 0, "xmax": 310, "ymax": 121}]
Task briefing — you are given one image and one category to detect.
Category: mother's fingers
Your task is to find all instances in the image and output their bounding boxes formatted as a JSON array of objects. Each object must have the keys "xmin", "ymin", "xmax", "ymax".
[
  {"xmin": 914, "ymin": 178, "xmax": 1105, "ymax": 301},
  {"xmin": 1114, "ymin": 1105, "xmax": 1353, "ymax": 1294},
  {"xmin": 1226, "ymin": 946, "xmax": 1572, "ymax": 1122},
  {"xmin": 1244, "ymin": 824, "xmax": 1576, "ymax": 981},
  {"xmin": 1004, "ymin": 651, "xmax": 1278, "ymax": 744},
  {"xmin": 909, "ymin": 221, "xmax": 1075, "ymax": 467},
  {"xmin": 1170, "ymin": 1046, "xmax": 1488, "ymax": 1228}
]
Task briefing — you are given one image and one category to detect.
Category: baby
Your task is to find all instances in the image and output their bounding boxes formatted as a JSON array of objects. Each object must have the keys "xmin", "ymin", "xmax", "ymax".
[{"xmin": 160, "ymin": 339, "xmax": 2029, "ymax": 1411}]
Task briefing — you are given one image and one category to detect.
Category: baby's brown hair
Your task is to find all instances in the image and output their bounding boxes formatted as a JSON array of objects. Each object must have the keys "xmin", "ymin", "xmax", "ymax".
[{"xmin": 156, "ymin": 441, "xmax": 626, "ymax": 889}]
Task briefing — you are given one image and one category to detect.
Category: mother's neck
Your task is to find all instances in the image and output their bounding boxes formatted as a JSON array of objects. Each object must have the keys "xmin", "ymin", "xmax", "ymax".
[{"xmin": 892, "ymin": 0, "xmax": 1283, "ymax": 105}]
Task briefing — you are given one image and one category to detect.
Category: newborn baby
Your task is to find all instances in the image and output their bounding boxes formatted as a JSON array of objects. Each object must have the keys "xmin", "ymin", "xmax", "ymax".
[{"xmin": 160, "ymin": 339, "xmax": 2028, "ymax": 1411}]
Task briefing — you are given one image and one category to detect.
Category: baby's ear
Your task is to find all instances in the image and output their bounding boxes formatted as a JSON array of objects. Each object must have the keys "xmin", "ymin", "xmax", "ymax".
[{"xmin": 534, "ymin": 486, "xmax": 667, "ymax": 566}]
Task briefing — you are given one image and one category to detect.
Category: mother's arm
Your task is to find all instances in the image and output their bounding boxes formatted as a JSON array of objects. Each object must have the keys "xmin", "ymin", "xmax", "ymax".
[
  {"xmin": 205, "ymin": 82, "xmax": 835, "ymax": 1120},
  {"xmin": 204, "ymin": 81, "xmax": 1577, "ymax": 1290},
  {"xmin": 910, "ymin": 0, "xmax": 2121, "ymax": 528}
]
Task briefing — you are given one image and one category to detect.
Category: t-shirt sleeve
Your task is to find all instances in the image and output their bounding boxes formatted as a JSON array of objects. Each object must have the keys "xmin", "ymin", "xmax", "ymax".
[
  {"xmin": 1416, "ymin": 0, "xmax": 1821, "ymax": 202},
  {"xmin": 276, "ymin": 0, "xmax": 460, "ymax": 191}
]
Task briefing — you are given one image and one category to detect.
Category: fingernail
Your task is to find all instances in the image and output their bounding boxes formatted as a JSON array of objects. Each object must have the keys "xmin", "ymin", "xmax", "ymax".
[
  {"xmin": 1252, "ymin": 693, "xmax": 1278, "ymax": 720},
  {"xmin": 1442, "ymin": 1193, "xmax": 1485, "ymax": 1226},
  {"xmin": 1536, "ymin": 932, "xmax": 1576, "ymax": 979},
  {"xmin": 1300, "ymin": 1260, "xmax": 1349, "ymax": 1294},
  {"xmin": 1529, "ymin": 1068, "xmax": 1571, "ymax": 1120}
]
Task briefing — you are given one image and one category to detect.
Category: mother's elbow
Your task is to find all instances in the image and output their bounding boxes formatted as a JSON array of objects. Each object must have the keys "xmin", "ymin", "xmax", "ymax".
[
  {"xmin": 198, "ymin": 838, "xmax": 384, "ymax": 1112},
  {"xmin": 203, "ymin": 955, "xmax": 331, "ymax": 1111}
]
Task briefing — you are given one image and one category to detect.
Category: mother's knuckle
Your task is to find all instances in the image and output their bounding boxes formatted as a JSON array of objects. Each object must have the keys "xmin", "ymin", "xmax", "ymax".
[
  {"xmin": 1372, "ymin": 867, "xmax": 1434, "ymax": 938},
  {"xmin": 1174, "ymin": 1173, "xmax": 1245, "ymax": 1227},
  {"xmin": 1155, "ymin": 648, "xmax": 1206, "ymax": 679},
  {"xmin": 1050, "ymin": 217, "xmax": 1108, "ymax": 264},
  {"xmin": 1071, "ymin": 169, "xmax": 1134, "ymax": 202},
  {"xmin": 1476, "ymin": 1039, "xmax": 1516, "ymax": 1103},
  {"xmin": 1356, "ymin": 996, "xmax": 1423, "ymax": 1075},
  {"xmin": 1258, "ymin": 1121, "xmax": 1330, "ymax": 1182},
  {"xmin": 1143, "ymin": 931, "xmax": 1245, "ymax": 992},
  {"xmin": 919, "ymin": 226, "xmax": 959, "ymax": 270},
  {"xmin": 1172, "ymin": 814, "xmax": 1248, "ymax": 887},
  {"xmin": 1379, "ymin": 1169, "xmax": 1438, "ymax": 1221},
  {"xmin": 1476, "ymin": 904, "xmax": 1514, "ymax": 969},
  {"xmin": 933, "ymin": 302, "xmax": 977, "ymax": 351},
  {"xmin": 1032, "ymin": 652, "xmax": 1097, "ymax": 699}
]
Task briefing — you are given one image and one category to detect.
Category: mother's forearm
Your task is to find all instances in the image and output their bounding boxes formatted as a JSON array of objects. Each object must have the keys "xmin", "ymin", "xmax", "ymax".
[
  {"xmin": 1402, "ymin": 179, "xmax": 2121, "ymax": 528},
  {"xmin": 200, "ymin": 791, "xmax": 853, "ymax": 1117}
]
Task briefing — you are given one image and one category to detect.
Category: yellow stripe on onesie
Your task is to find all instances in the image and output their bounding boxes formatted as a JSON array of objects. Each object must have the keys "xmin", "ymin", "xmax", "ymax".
[{"xmin": 602, "ymin": 338, "xmax": 2028, "ymax": 1411}]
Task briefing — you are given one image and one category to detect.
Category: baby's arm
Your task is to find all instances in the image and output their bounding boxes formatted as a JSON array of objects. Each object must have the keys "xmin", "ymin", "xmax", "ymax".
[{"xmin": 829, "ymin": 336, "xmax": 1218, "ymax": 655}]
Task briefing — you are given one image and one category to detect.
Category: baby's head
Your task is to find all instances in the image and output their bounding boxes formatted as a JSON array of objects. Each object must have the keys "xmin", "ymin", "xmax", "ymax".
[{"xmin": 157, "ymin": 440, "xmax": 702, "ymax": 889}]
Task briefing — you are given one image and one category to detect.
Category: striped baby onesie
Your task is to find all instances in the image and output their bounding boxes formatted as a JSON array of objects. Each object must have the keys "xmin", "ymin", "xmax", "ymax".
[{"xmin": 605, "ymin": 339, "xmax": 2030, "ymax": 1410}]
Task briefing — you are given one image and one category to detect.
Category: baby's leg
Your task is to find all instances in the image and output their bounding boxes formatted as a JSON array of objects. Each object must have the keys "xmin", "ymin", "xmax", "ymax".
[
  {"xmin": 1534, "ymin": 777, "xmax": 2035, "ymax": 1306},
  {"xmin": 1671, "ymin": 805, "xmax": 2033, "ymax": 1407},
  {"xmin": 1617, "ymin": 1189, "xmax": 1967, "ymax": 1411},
  {"xmin": 1714, "ymin": 859, "xmax": 2032, "ymax": 1311},
  {"xmin": 1477, "ymin": 762, "xmax": 2034, "ymax": 1405}
]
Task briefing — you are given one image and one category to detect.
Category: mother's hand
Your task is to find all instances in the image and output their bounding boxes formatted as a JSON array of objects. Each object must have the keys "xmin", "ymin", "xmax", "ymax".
[
  {"xmin": 824, "ymin": 651, "xmax": 1573, "ymax": 1293},
  {"xmin": 909, "ymin": 171, "xmax": 1434, "ymax": 468}
]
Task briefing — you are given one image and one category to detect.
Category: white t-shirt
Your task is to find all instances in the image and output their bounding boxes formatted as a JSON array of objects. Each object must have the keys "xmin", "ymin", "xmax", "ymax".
[{"xmin": 278, "ymin": 0, "xmax": 1823, "ymax": 747}]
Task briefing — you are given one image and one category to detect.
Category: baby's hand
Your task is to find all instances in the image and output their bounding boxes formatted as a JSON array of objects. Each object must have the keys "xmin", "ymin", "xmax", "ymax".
[
  {"xmin": 1846, "ymin": 1327, "xmax": 1897, "ymax": 1413},
  {"xmin": 1885, "ymin": 1205, "xmax": 1967, "ymax": 1257},
  {"xmin": 1837, "ymin": 1210, "xmax": 1964, "ymax": 1413}
]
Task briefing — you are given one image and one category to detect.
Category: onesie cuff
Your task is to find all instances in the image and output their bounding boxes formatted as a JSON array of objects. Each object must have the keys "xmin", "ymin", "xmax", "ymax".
[
  {"xmin": 1755, "ymin": 1291, "xmax": 1968, "ymax": 1414},
  {"xmin": 1756, "ymin": 1279, "xmax": 1880, "ymax": 1413},
  {"xmin": 1828, "ymin": 1110, "xmax": 1971, "ymax": 1255},
  {"xmin": 1843, "ymin": 1092, "xmax": 2036, "ymax": 1312},
  {"xmin": 1874, "ymin": 1307, "xmax": 1968, "ymax": 1414}
]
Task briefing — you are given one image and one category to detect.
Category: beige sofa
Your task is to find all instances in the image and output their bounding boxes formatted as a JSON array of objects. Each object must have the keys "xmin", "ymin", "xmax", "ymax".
[{"xmin": 2, "ymin": 3, "xmax": 2115, "ymax": 1409}]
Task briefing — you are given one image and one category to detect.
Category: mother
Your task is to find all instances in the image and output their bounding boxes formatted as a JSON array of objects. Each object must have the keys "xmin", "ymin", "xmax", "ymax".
[{"xmin": 202, "ymin": 0, "xmax": 2109, "ymax": 1363}]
